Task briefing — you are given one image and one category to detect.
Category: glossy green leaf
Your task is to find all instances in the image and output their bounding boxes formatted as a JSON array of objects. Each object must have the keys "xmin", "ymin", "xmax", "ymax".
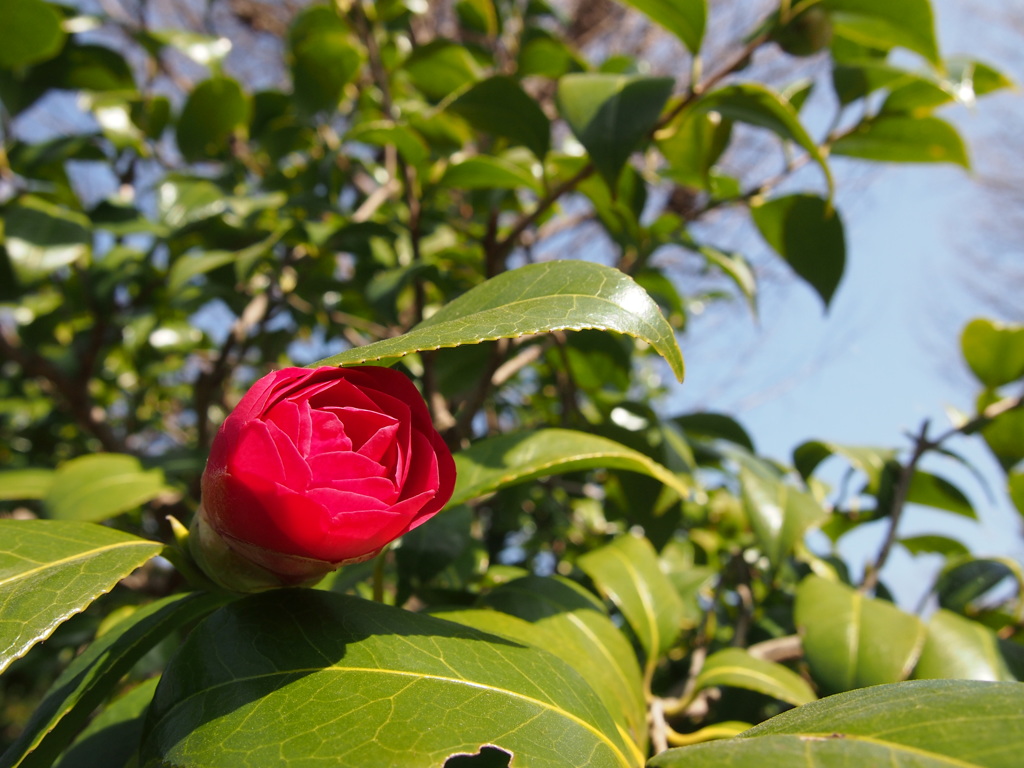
[
  {"xmin": 905, "ymin": 470, "xmax": 975, "ymax": 518},
  {"xmin": 694, "ymin": 648, "xmax": 816, "ymax": 706},
  {"xmin": 1010, "ymin": 472, "xmax": 1024, "ymax": 517},
  {"xmin": 793, "ymin": 441, "xmax": 895, "ymax": 489},
  {"xmin": 0, "ymin": 0, "xmax": 65, "ymax": 69},
  {"xmin": 650, "ymin": 680, "xmax": 1024, "ymax": 767},
  {"xmin": 557, "ymin": 73, "xmax": 673, "ymax": 187},
  {"xmin": 439, "ymin": 155, "xmax": 542, "ymax": 193},
  {"xmin": 140, "ymin": 591, "xmax": 637, "ymax": 768},
  {"xmin": 976, "ymin": 390, "xmax": 1024, "ymax": 470},
  {"xmin": 657, "ymin": 108, "xmax": 732, "ymax": 190},
  {"xmin": 54, "ymin": 677, "xmax": 160, "ymax": 768},
  {"xmin": 449, "ymin": 428, "xmax": 691, "ymax": 507},
  {"xmin": 0, "ymin": 520, "xmax": 162, "ymax": 675},
  {"xmin": 481, "ymin": 576, "xmax": 647, "ymax": 750},
  {"xmin": 403, "ymin": 40, "xmax": 482, "ymax": 102},
  {"xmin": 961, "ymin": 318, "xmax": 1024, "ymax": 388},
  {"xmin": 175, "ymin": 77, "xmax": 251, "ymax": 162},
  {"xmin": 795, "ymin": 575, "xmax": 925, "ymax": 694},
  {"xmin": 620, "ymin": 0, "xmax": 706, "ymax": 54},
  {"xmin": 315, "ymin": 260, "xmax": 685, "ymax": 382},
  {"xmin": 0, "ymin": 469, "xmax": 54, "ymax": 501},
  {"xmin": 751, "ymin": 194, "xmax": 845, "ymax": 307},
  {"xmin": 577, "ymin": 534, "xmax": 684, "ymax": 666},
  {"xmin": 832, "ymin": 115, "xmax": 968, "ymax": 167},
  {"xmin": 914, "ymin": 609, "xmax": 1019, "ymax": 682},
  {"xmin": 934, "ymin": 558, "xmax": 1019, "ymax": 614},
  {"xmin": 289, "ymin": 5, "xmax": 363, "ymax": 114},
  {"xmin": 675, "ymin": 412, "xmax": 754, "ymax": 452},
  {"xmin": 43, "ymin": 454, "xmax": 171, "ymax": 522},
  {"xmin": 694, "ymin": 84, "xmax": 833, "ymax": 199},
  {"xmin": 5, "ymin": 196, "xmax": 92, "ymax": 280},
  {"xmin": 739, "ymin": 467, "xmax": 826, "ymax": 567},
  {"xmin": 822, "ymin": 0, "xmax": 939, "ymax": 64},
  {"xmin": 435, "ymin": 603, "xmax": 646, "ymax": 758},
  {"xmin": 448, "ymin": 76, "xmax": 551, "ymax": 160},
  {"xmin": 3, "ymin": 593, "xmax": 224, "ymax": 768}
]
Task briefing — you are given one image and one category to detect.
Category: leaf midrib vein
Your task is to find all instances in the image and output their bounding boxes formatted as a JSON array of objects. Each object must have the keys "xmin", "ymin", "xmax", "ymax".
[{"xmin": 0, "ymin": 538, "xmax": 158, "ymax": 588}]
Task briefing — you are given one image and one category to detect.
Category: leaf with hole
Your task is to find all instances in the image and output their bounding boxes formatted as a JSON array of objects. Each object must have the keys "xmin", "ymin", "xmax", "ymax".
[{"xmin": 139, "ymin": 590, "xmax": 638, "ymax": 768}]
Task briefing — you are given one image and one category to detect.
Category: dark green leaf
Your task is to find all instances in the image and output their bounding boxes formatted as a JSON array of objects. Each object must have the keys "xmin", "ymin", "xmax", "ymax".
[
  {"xmin": 348, "ymin": 121, "xmax": 429, "ymax": 166},
  {"xmin": 619, "ymin": 0, "xmax": 706, "ymax": 54},
  {"xmin": 899, "ymin": 534, "xmax": 970, "ymax": 558},
  {"xmin": 795, "ymin": 575, "xmax": 925, "ymax": 694},
  {"xmin": 403, "ymin": 40, "xmax": 482, "ymax": 102},
  {"xmin": 557, "ymin": 73, "xmax": 674, "ymax": 187},
  {"xmin": 175, "ymin": 77, "xmax": 251, "ymax": 162},
  {"xmin": 440, "ymin": 155, "xmax": 542, "ymax": 193},
  {"xmin": 934, "ymin": 558, "xmax": 1018, "ymax": 614},
  {"xmin": 905, "ymin": 470, "xmax": 975, "ymax": 518},
  {"xmin": 674, "ymin": 412, "xmax": 754, "ymax": 452},
  {"xmin": 961, "ymin": 318, "xmax": 1024, "ymax": 388},
  {"xmin": 751, "ymin": 194, "xmax": 845, "ymax": 307},
  {"xmin": 315, "ymin": 260, "xmax": 686, "ymax": 383},
  {"xmin": 0, "ymin": 0, "xmax": 65, "ymax": 69},
  {"xmin": 54, "ymin": 677, "xmax": 160, "ymax": 768},
  {"xmin": 832, "ymin": 115, "xmax": 969, "ymax": 167},
  {"xmin": 793, "ymin": 441, "xmax": 895, "ymax": 489},
  {"xmin": 140, "ymin": 591, "xmax": 639, "ymax": 768},
  {"xmin": 3, "ymin": 593, "xmax": 225, "ymax": 768},
  {"xmin": 448, "ymin": 76, "xmax": 551, "ymax": 159},
  {"xmin": 449, "ymin": 428, "xmax": 691, "ymax": 508},
  {"xmin": 577, "ymin": 534, "xmax": 685, "ymax": 666},
  {"xmin": 0, "ymin": 520, "xmax": 162, "ymax": 674},
  {"xmin": 651, "ymin": 680, "xmax": 1024, "ymax": 767}
]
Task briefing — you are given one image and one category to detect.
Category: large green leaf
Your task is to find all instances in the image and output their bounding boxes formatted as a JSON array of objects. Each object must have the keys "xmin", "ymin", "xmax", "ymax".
[
  {"xmin": 288, "ymin": 5, "xmax": 363, "ymax": 114},
  {"xmin": 650, "ymin": 680, "xmax": 1024, "ymax": 767},
  {"xmin": 577, "ymin": 534, "xmax": 684, "ymax": 669},
  {"xmin": 832, "ymin": 115, "xmax": 968, "ymax": 167},
  {"xmin": 793, "ymin": 441, "xmax": 895, "ymax": 489},
  {"xmin": 822, "ymin": 0, "xmax": 940, "ymax": 64},
  {"xmin": 693, "ymin": 648, "xmax": 816, "ymax": 707},
  {"xmin": 620, "ymin": 0, "xmax": 706, "ymax": 54},
  {"xmin": 693, "ymin": 84, "xmax": 834, "ymax": 199},
  {"xmin": 139, "ymin": 591, "xmax": 637, "ymax": 768},
  {"xmin": 557, "ymin": 74, "xmax": 674, "ymax": 187},
  {"xmin": 0, "ymin": 520, "xmax": 162, "ymax": 674},
  {"xmin": 739, "ymin": 467, "xmax": 826, "ymax": 567},
  {"xmin": 913, "ymin": 609, "xmax": 1019, "ymax": 682},
  {"xmin": 448, "ymin": 76, "xmax": 551, "ymax": 160},
  {"xmin": 751, "ymin": 194, "xmax": 845, "ymax": 307},
  {"xmin": 175, "ymin": 77, "xmax": 251, "ymax": 162},
  {"xmin": 905, "ymin": 470, "xmax": 975, "ymax": 518},
  {"xmin": 2, "ymin": 593, "xmax": 225, "ymax": 768},
  {"xmin": 481, "ymin": 576, "xmax": 647, "ymax": 751},
  {"xmin": 315, "ymin": 260, "xmax": 685, "ymax": 382},
  {"xmin": 0, "ymin": 0, "xmax": 65, "ymax": 69},
  {"xmin": 43, "ymin": 454, "xmax": 171, "ymax": 522},
  {"xmin": 961, "ymin": 318, "xmax": 1024, "ymax": 388},
  {"xmin": 449, "ymin": 428, "xmax": 691, "ymax": 508},
  {"xmin": 795, "ymin": 575, "xmax": 925, "ymax": 694}
]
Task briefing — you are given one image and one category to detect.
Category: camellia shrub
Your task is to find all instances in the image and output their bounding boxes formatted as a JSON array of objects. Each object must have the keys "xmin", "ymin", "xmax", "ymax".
[{"xmin": 1, "ymin": 0, "xmax": 1023, "ymax": 767}]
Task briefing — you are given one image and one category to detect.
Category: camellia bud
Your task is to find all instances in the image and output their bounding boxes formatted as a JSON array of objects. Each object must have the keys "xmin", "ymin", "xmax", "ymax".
[{"xmin": 190, "ymin": 366, "xmax": 457, "ymax": 592}]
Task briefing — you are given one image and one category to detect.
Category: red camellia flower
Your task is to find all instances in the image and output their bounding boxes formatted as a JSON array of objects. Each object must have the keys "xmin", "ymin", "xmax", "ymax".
[{"xmin": 192, "ymin": 366, "xmax": 456, "ymax": 591}]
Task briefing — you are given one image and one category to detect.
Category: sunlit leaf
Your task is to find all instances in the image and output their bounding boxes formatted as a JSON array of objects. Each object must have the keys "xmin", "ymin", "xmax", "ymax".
[
  {"xmin": 694, "ymin": 648, "xmax": 817, "ymax": 706},
  {"xmin": 315, "ymin": 260, "xmax": 685, "ymax": 382},
  {"xmin": 43, "ymin": 454, "xmax": 171, "ymax": 523},
  {"xmin": 795, "ymin": 575, "xmax": 925, "ymax": 694},
  {"xmin": 739, "ymin": 466, "xmax": 826, "ymax": 567},
  {"xmin": 449, "ymin": 428, "xmax": 691, "ymax": 507},
  {"xmin": 650, "ymin": 680, "xmax": 1024, "ymax": 767},
  {"xmin": 832, "ymin": 115, "xmax": 968, "ymax": 167},
  {"xmin": 620, "ymin": 0, "xmax": 706, "ymax": 54},
  {"xmin": 0, "ymin": 520, "xmax": 162, "ymax": 674},
  {"xmin": 822, "ymin": 0, "xmax": 940, "ymax": 64},
  {"xmin": 961, "ymin": 318, "xmax": 1024, "ymax": 388},
  {"xmin": 914, "ymin": 609, "xmax": 1020, "ymax": 682}
]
